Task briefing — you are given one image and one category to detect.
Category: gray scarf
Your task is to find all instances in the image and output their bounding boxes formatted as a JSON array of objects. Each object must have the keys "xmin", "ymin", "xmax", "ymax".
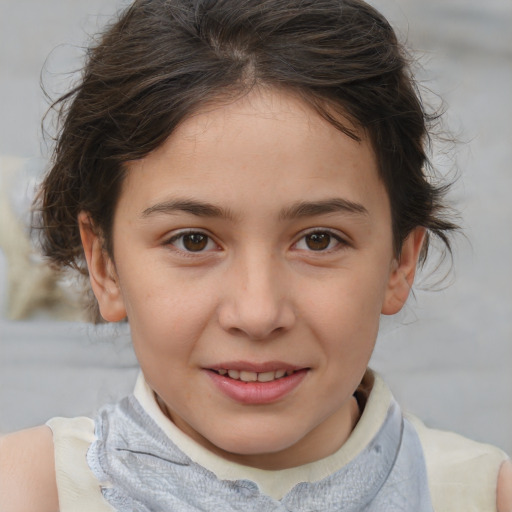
[{"xmin": 87, "ymin": 394, "xmax": 433, "ymax": 511}]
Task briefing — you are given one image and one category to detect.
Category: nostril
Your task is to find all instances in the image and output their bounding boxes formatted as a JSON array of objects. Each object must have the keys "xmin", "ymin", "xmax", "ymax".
[
  {"xmin": 224, "ymin": 324, "xmax": 285, "ymax": 341},
  {"xmin": 217, "ymin": 293, "xmax": 296, "ymax": 340}
]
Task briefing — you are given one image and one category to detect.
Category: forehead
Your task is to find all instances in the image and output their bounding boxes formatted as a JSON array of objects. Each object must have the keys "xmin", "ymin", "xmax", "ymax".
[{"xmin": 119, "ymin": 88, "xmax": 389, "ymax": 221}]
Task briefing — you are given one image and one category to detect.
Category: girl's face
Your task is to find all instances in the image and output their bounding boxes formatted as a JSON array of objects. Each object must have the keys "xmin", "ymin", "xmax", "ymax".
[{"xmin": 81, "ymin": 88, "xmax": 423, "ymax": 469}]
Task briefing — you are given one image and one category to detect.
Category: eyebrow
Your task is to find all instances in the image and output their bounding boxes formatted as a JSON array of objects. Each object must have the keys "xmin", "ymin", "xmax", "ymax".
[
  {"xmin": 141, "ymin": 197, "xmax": 368, "ymax": 221},
  {"xmin": 279, "ymin": 198, "xmax": 369, "ymax": 220},
  {"xmin": 141, "ymin": 199, "xmax": 235, "ymax": 220}
]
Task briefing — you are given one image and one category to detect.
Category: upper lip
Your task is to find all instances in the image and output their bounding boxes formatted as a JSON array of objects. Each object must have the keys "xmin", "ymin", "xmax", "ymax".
[{"xmin": 206, "ymin": 361, "xmax": 305, "ymax": 373}]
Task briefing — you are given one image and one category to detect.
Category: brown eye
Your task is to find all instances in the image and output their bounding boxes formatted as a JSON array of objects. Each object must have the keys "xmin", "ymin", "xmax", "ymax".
[
  {"xmin": 167, "ymin": 231, "xmax": 216, "ymax": 253},
  {"xmin": 305, "ymin": 232, "xmax": 332, "ymax": 251},
  {"xmin": 294, "ymin": 230, "xmax": 344, "ymax": 253},
  {"xmin": 182, "ymin": 233, "xmax": 208, "ymax": 251}
]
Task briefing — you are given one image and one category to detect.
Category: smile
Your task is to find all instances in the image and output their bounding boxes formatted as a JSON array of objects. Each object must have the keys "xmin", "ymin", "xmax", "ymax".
[
  {"xmin": 206, "ymin": 363, "xmax": 309, "ymax": 404},
  {"xmin": 212, "ymin": 369, "xmax": 295, "ymax": 383}
]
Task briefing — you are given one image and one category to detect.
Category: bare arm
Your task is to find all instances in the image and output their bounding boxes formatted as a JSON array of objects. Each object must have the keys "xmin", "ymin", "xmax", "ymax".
[
  {"xmin": 0, "ymin": 426, "xmax": 59, "ymax": 512},
  {"xmin": 498, "ymin": 458, "xmax": 512, "ymax": 512}
]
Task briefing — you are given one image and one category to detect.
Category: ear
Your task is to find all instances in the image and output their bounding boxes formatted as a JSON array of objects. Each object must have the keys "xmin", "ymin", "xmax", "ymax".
[
  {"xmin": 78, "ymin": 212, "xmax": 127, "ymax": 322},
  {"xmin": 381, "ymin": 227, "xmax": 426, "ymax": 315}
]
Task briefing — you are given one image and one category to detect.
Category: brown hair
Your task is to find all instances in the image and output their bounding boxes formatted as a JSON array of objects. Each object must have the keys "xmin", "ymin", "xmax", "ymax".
[{"xmin": 37, "ymin": 0, "xmax": 457, "ymax": 279}]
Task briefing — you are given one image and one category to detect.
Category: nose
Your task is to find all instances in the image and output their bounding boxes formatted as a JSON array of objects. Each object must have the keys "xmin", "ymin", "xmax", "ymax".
[{"xmin": 217, "ymin": 251, "xmax": 296, "ymax": 340}]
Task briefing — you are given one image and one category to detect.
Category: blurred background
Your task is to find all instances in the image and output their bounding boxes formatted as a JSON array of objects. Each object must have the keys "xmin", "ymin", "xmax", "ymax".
[{"xmin": 0, "ymin": 0, "xmax": 511, "ymax": 454}]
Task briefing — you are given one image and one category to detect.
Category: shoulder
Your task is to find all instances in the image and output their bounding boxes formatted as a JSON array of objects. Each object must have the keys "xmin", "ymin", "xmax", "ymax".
[
  {"xmin": 407, "ymin": 413, "xmax": 509, "ymax": 512},
  {"xmin": 0, "ymin": 425, "xmax": 59, "ymax": 512},
  {"xmin": 497, "ymin": 458, "xmax": 512, "ymax": 512}
]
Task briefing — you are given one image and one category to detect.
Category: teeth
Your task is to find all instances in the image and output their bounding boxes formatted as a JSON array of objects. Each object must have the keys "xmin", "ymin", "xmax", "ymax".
[
  {"xmin": 218, "ymin": 369, "xmax": 295, "ymax": 382},
  {"xmin": 257, "ymin": 371, "xmax": 276, "ymax": 382},
  {"xmin": 240, "ymin": 371, "xmax": 258, "ymax": 382},
  {"xmin": 228, "ymin": 369, "xmax": 240, "ymax": 379}
]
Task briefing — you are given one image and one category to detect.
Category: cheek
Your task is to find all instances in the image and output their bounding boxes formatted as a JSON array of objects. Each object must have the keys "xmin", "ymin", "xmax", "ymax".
[
  {"xmin": 118, "ymin": 268, "xmax": 217, "ymax": 356},
  {"xmin": 300, "ymin": 268, "xmax": 387, "ymax": 355}
]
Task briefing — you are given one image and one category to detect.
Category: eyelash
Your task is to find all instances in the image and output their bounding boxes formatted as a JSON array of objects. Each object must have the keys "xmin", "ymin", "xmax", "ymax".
[{"xmin": 164, "ymin": 228, "xmax": 348, "ymax": 255}]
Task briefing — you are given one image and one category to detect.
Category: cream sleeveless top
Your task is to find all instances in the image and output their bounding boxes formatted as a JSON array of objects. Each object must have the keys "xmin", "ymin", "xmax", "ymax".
[{"xmin": 46, "ymin": 374, "xmax": 508, "ymax": 512}]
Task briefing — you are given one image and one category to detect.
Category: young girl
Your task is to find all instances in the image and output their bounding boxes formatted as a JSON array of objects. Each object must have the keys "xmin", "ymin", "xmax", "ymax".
[{"xmin": 1, "ymin": 0, "xmax": 511, "ymax": 510}]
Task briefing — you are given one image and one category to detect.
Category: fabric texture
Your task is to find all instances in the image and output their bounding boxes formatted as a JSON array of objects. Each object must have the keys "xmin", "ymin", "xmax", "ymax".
[
  {"xmin": 45, "ymin": 416, "xmax": 114, "ymax": 512},
  {"xmin": 129, "ymin": 373, "xmax": 393, "ymax": 499},
  {"xmin": 408, "ymin": 415, "xmax": 507, "ymax": 512},
  {"xmin": 46, "ymin": 373, "xmax": 508, "ymax": 511},
  {"xmin": 86, "ymin": 393, "xmax": 433, "ymax": 511}
]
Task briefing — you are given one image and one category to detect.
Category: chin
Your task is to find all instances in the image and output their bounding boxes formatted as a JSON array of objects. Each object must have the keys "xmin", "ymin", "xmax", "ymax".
[{"xmin": 210, "ymin": 427, "xmax": 303, "ymax": 459}]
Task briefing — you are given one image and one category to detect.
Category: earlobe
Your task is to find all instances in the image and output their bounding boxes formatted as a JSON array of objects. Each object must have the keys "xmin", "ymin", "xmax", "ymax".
[
  {"xmin": 381, "ymin": 227, "xmax": 426, "ymax": 316},
  {"xmin": 78, "ymin": 212, "xmax": 127, "ymax": 322}
]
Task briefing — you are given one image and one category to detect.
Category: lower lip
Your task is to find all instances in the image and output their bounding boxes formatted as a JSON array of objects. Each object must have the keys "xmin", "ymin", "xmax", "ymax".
[{"xmin": 206, "ymin": 369, "xmax": 309, "ymax": 405}]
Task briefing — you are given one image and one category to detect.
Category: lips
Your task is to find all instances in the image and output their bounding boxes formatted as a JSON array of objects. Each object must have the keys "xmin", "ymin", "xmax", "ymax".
[
  {"xmin": 212, "ymin": 368, "xmax": 294, "ymax": 382},
  {"xmin": 205, "ymin": 362, "xmax": 309, "ymax": 404}
]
